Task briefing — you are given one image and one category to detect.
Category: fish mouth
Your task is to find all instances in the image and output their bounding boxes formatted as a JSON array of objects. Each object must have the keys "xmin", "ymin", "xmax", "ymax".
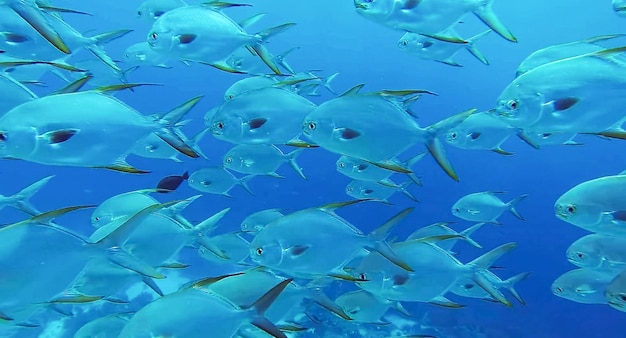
[
  {"xmin": 608, "ymin": 300, "xmax": 625, "ymax": 308},
  {"xmin": 354, "ymin": 0, "xmax": 368, "ymax": 10},
  {"xmin": 616, "ymin": 6, "xmax": 626, "ymax": 12}
]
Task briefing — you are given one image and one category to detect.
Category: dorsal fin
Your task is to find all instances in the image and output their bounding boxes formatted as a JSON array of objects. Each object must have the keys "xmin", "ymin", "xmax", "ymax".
[
  {"xmin": 339, "ymin": 84, "xmax": 365, "ymax": 97},
  {"xmin": 53, "ymin": 75, "xmax": 92, "ymax": 94}
]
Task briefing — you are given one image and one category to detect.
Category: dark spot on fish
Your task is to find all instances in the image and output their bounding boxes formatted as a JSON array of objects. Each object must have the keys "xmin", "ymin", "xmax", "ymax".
[
  {"xmin": 341, "ymin": 128, "xmax": 361, "ymax": 140},
  {"xmin": 620, "ymin": 294, "xmax": 626, "ymax": 302},
  {"xmin": 364, "ymin": 189, "xmax": 374, "ymax": 194},
  {"xmin": 4, "ymin": 33, "xmax": 29, "ymax": 43},
  {"xmin": 612, "ymin": 210, "xmax": 626, "ymax": 222},
  {"xmin": 464, "ymin": 284, "xmax": 475, "ymax": 290},
  {"xmin": 156, "ymin": 171, "xmax": 189, "ymax": 193},
  {"xmin": 48, "ymin": 130, "xmax": 77, "ymax": 144},
  {"xmin": 4, "ymin": 67, "xmax": 14, "ymax": 73},
  {"xmin": 348, "ymin": 308, "xmax": 359, "ymax": 315},
  {"xmin": 248, "ymin": 118, "xmax": 268, "ymax": 130},
  {"xmin": 393, "ymin": 274, "xmax": 409, "ymax": 286},
  {"xmin": 470, "ymin": 132, "xmax": 481, "ymax": 140},
  {"xmin": 201, "ymin": 180, "xmax": 212, "ymax": 186},
  {"xmin": 422, "ymin": 41, "xmax": 433, "ymax": 48},
  {"xmin": 402, "ymin": 0, "xmax": 421, "ymax": 10},
  {"xmin": 552, "ymin": 97, "xmax": 579, "ymax": 111},
  {"xmin": 178, "ymin": 34, "xmax": 197, "ymax": 44},
  {"xmin": 356, "ymin": 164, "xmax": 369, "ymax": 171},
  {"xmin": 153, "ymin": 11, "xmax": 165, "ymax": 18},
  {"xmin": 289, "ymin": 245, "xmax": 310, "ymax": 256}
]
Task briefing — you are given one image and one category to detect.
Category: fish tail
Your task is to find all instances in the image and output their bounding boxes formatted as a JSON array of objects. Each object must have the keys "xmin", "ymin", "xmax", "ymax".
[
  {"xmin": 403, "ymin": 152, "xmax": 426, "ymax": 186},
  {"xmin": 465, "ymin": 30, "xmax": 491, "ymax": 65},
  {"xmin": 504, "ymin": 272, "xmax": 531, "ymax": 305},
  {"xmin": 252, "ymin": 23, "xmax": 297, "ymax": 75},
  {"xmin": 398, "ymin": 181, "xmax": 419, "ymax": 202},
  {"xmin": 468, "ymin": 242, "xmax": 518, "ymax": 307},
  {"xmin": 459, "ymin": 222, "xmax": 485, "ymax": 248},
  {"xmin": 367, "ymin": 208, "xmax": 415, "ymax": 272},
  {"xmin": 12, "ymin": 176, "xmax": 55, "ymax": 216},
  {"xmin": 506, "ymin": 194, "xmax": 529, "ymax": 221},
  {"xmin": 164, "ymin": 195, "xmax": 202, "ymax": 228},
  {"xmin": 275, "ymin": 47, "xmax": 300, "ymax": 75},
  {"xmin": 473, "ymin": 0, "xmax": 517, "ymax": 42},
  {"xmin": 247, "ymin": 279, "xmax": 292, "ymax": 338},
  {"xmin": 193, "ymin": 207, "xmax": 230, "ymax": 234},
  {"xmin": 239, "ymin": 175, "xmax": 256, "ymax": 195},
  {"xmin": 323, "ymin": 72, "xmax": 340, "ymax": 95},
  {"xmin": 285, "ymin": 148, "xmax": 306, "ymax": 180}
]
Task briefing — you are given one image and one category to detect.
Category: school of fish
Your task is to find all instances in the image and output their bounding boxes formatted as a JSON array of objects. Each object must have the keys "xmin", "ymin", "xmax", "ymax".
[{"xmin": 0, "ymin": 0, "xmax": 625, "ymax": 337}]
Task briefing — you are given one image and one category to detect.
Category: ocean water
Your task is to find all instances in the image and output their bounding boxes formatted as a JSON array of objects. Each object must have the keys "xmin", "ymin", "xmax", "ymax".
[{"xmin": 2, "ymin": 0, "xmax": 626, "ymax": 337}]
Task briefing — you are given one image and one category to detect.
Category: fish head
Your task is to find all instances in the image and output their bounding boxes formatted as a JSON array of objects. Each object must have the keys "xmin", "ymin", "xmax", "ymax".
[
  {"xmin": 554, "ymin": 196, "xmax": 603, "ymax": 229},
  {"xmin": 444, "ymin": 126, "xmax": 469, "ymax": 147},
  {"xmin": 137, "ymin": 1, "xmax": 172, "ymax": 22},
  {"xmin": 147, "ymin": 28, "xmax": 176, "ymax": 53},
  {"xmin": 451, "ymin": 201, "xmax": 476, "ymax": 220},
  {"xmin": 566, "ymin": 236, "xmax": 603, "ymax": 269},
  {"xmin": 210, "ymin": 114, "xmax": 245, "ymax": 143},
  {"xmin": 353, "ymin": 0, "xmax": 393, "ymax": 19},
  {"xmin": 613, "ymin": 0, "xmax": 626, "ymax": 17},
  {"xmin": 0, "ymin": 125, "xmax": 37, "ymax": 159},
  {"xmin": 494, "ymin": 83, "xmax": 545, "ymax": 128},
  {"xmin": 302, "ymin": 115, "xmax": 335, "ymax": 143},
  {"xmin": 123, "ymin": 43, "xmax": 149, "ymax": 64},
  {"xmin": 606, "ymin": 291, "xmax": 626, "ymax": 312},
  {"xmin": 336, "ymin": 156, "xmax": 367, "ymax": 176},
  {"xmin": 251, "ymin": 240, "xmax": 284, "ymax": 268},
  {"xmin": 397, "ymin": 33, "xmax": 433, "ymax": 54}
]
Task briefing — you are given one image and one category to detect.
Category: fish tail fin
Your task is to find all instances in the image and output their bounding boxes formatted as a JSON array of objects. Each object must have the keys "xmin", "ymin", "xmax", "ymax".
[
  {"xmin": 9, "ymin": 2, "xmax": 71, "ymax": 54},
  {"xmin": 247, "ymin": 279, "xmax": 292, "ymax": 338},
  {"xmin": 239, "ymin": 175, "xmax": 256, "ymax": 195},
  {"xmin": 141, "ymin": 276, "xmax": 164, "ymax": 297},
  {"xmin": 193, "ymin": 207, "xmax": 231, "ymax": 235},
  {"xmin": 164, "ymin": 195, "xmax": 201, "ymax": 228},
  {"xmin": 459, "ymin": 222, "xmax": 485, "ymax": 248},
  {"xmin": 472, "ymin": 0, "xmax": 517, "ymax": 42},
  {"xmin": 252, "ymin": 23, "xmax": 297, "ymax": 75},
  {"xmin": 285, "ymin": 148, "xmax": 306, "ymax": 180},
  {"xmin": 238, "ymin": 13, "xmax": 266, "ymax": 30},
  {"xmin": 506, "ymin": 194, "xmax": 528, "ymax": 221},
  {"xmin": 82, "ymin": 29, "xmax": 133, "ymax": 73},
  {"xmin": 323, "ymin": 72, "xmax": 340, "ymax": 95},
  {"xmin": 398, "ymin": 181, "xmax": 419, "ymax": 202},
  {"xmin": 256, "ymin": 23, "xmax": 297, "ymax": 42},
  {"xmin": 504, "ymin": 272, "xmax": 531, "ymax": 305},
  {"xmin": 465, "ymin": 30, "xmax": 491, "ymax": 65},
  {"xmin": 90, "ymin": 29, "xmax": 133, "ymax": 45},
  {"xmin": 468, "ymin": 242, "xmax": 518, "ymax": 307},
  {"xmin": 424, "ymin": 108, "xmax": 476, "ymax": 181},
  {"xmin": 12, "ymin": 175, "xmax": 54, "ymax": 215},
  {"xmin": 367, "ymin": 208, "xmax": 415, "ymax": 272},
  {"xmin": 161, "ymin": 96, "xmax": 203, "ymax": 126},
  {"xmin": 275, "ymin": 46, "xmax": 300, "ymax": 74},
  {"xmin": 153, "ymin": 96, "xmax": 205, "ymax": 159},
  {"xmin": 403, "ymin": 151, "xmax": 427, "ymax": 186},
  {"xmin": 473, "ymin": 270, "xmax": 511, "ymax": 307}
]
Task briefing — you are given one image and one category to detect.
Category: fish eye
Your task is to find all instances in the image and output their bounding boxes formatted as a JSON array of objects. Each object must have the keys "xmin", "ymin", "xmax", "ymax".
[
  {"xmin": 255, "ymin": 247, "xmax": 263, "ymax": 255},
  {"xmin": 576, "ymin": 252, "xmax": 584, "ymax": 259},
  {"xmin": 554, "ymin": 287, "xmax": 563, "ymax": 294},
  {"xmin": 149, "ymin": 32, "xmax": 158, "ymax": 40},
  {"xmin": 338, "ymin": 162, "xmax": 345, "ymax": 168},
  {"xmin": 506, "ymin": 99, "xmax": 518, "ymax": 110},
  {"xmin": 225, "ymin": 157, "xmax": 232, "ymax": 163},
  {"xmin": 0, "ymin": 132, "xmax": 7, "ymax": 141},
  {"xmin": 619, "ymin": 294, "xmax": 626, "ymax": 302},
  {"xmin": 453, "ymin": 207, "xmax": 460, "ymax": 213},
  {"xmin": 450, "ymin": 132, "xmax": 457, "ymax": 139},
  {"xmin": 216, "ymin": 122, "xmax": 224, "ymax": 129},
  {"xmin": 347, "ymin": 187, "xmax": 353, "ymax": 192},
  {"xmin": 359, "ymin": 273, "xmax": 367, "ymax": 280},
  {"xmin": 94, "ymin": 217, "xmax": 99, "ymax": 221},
  {"xmin": 227, "ymin": 95, "xmax": 234, "ymax": 100},
  {"xmin": 137, "ymin": 10, "xmax": 142, "ymax": 16},
  {"xmin": 307, "ymin": 122, "xmax": 316, "ymax": 131},
  {"xmin": 566, "ymin": 205, "xmax": 576, "ymax": 214}
]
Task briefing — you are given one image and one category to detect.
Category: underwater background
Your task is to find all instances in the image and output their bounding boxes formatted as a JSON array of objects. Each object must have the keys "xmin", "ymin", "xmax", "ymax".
[{"xmin": 2, "ymin": 0, "xmax": 625, "ymax": 337}]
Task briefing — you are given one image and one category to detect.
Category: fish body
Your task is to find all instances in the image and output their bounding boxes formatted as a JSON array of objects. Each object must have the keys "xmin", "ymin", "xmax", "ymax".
[
  {"xmin": 74, "ymin": 313, "xmax": 130, "ymax": 338},
  {"xmin": 123, "ymin": 41, "xmax": 171, "ymax": 68},
  {"xmin": 452, "ymin": 191, "xmax": 527, "ymax": 223},
  {"xmin": 444, "ymin": 111, "xmax": 515, "ymax": 154},
  {"xmin": 555, "ymin": 175, "xmax": 626, "ymax": 235},
  {"xmin": 210, "ymin": 86, "xmax": 316, "ymax": 145},
  {"xmin": 223, "ymin": 144, "xmax": 305, "ymax": 179},
  {"xmin": 552, "ymin": 268, "xmax": 615, "ymax": 304},
  {"xmin": 240, "ymin": 208, "xmax": 284, "ymax": 234},
  {"xmin": 188, "ymin": 167, "xmax": 253, "ymax": 196},
  {"xmin": 398, "ymin": 28, "xmax": 491, "ymax": 66},
  {"xmin": 346, "ymin": 179, "xmax": 417, "ymax": 203},
  {"xmin": 567, "ymin": 234, "xmax": 626, "ymax": 273}
]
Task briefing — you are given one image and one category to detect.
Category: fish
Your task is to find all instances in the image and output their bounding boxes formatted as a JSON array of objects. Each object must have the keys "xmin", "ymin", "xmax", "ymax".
[
  {"xmin": 444, "ymin": 111, "xmax": 516, "ymax": 155},
  {"xmin": 74, "ymin": 313, "xmax": 131, "ymax": 338},
  {"xmin": 346, "ymin": 179, "xmax": 418, "ymax": 203},
  {"xmin": 494, "ymin": 46, "xmax": 626, "ymax": 135},
  {"xmin": 302, "ymin": 84, "xmax": 474, "ymax": 181},
  {"xmin": 554, "ymin": 175, "xmax": 626, "ymax": 235},
  {"xmin": 450, "ymin": 270, "xmax": 531, "ymax": 305},
  {"xmin": 336, "ymin": 153, "xmax": 425, "ymax": 186},
  {"xmin": 0, "ymin": 175, "xmax": 52, "ymax": 215},
  {"xmin": 0, "ymin": 89, "xmax": 199, "ymax": 173},
  {"xmin": 210, "ymin": 86, "xmax": 317, "ymax": 146},
  {"xmin": 566, "ymin": 234, "xmax": 626, "ymax": 274},
  {"xmin": 224, "ymin": 76, "xmax": 278, "ymax": 101},
  {"xmin": 223, "ymin": 144, "xmax": 306, "ymax": 179},
  {"xmin": 122, "ymin": 41, "xmax": 171, "ymax": 68},
  {"xmin": 147, "ymin": 4, "xmax": 293, "ymax": 74},
  {"xmin": 213, "ymin": 45, "xmax": 299, "ymax": 75},
  {"xmin": 552, "ymin": 268, "xmax": 615, "ymax": 304},
  {"xmin": 136, "ymin": 0, "xmax": 187, "ymax": 22},
  {"xmin": 452, "ymin": 191, "xmax": 528, "ymax": 223},
  {"xmin": 613, "ymin": 0, "xmax": 626, "ymax": 17},
  {"xmin": 250, "ymin": 202, "xmax": 414, "ymax": 279},
  {"xmin": 406, "ymin": 222, "xmax": 484, "ymax": 252},
  {"xmin": 353, "ymin": 0, "xmax": 516, "ymax": 43},
  {"xmin": 156, "ymin": 171, "xmax": 189, "ymax": 192},
  {"xmin": 118, "ymin": 275, "xmax": 292, "ymax": 338},
  {"xmin": 354, "ymin": 240, "xmax": 517, "ymax": 307},
  {"xmin": 515, "ymin": 34, "xmax": 626, "ymax": 77},
  {"xmin": 132, "ymin": 127, "xmax": 208, "ymax": 162},
  {"xmin": 605, "ymin": 270, "xmax": 626, "ymax": 312},
  {"xmin": 398, "ymin": 28, "xmax": 491, "ymax": 67},
  {"xmin": 274, "ymin": 71, "xmax": 339, "ymax": 96},
  {"xmin": 240, "ymin": 208, "xmax": 284, "ymax": 234},
  {"xmin": 198, "ymin": 232, "xmax": 251, "ymax": 266},
  {"xmin": 188, "ymin": 166, "xmax": 254, "ymax": 197},
  {"xmin": 335, "ymin": 289, "xmax": 409, "ymax": 324}
]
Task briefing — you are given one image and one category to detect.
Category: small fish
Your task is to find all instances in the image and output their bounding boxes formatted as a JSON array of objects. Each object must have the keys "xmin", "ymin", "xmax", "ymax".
[
  {"xmin": 566, "ymin": 234, "xmax": 626, "ymax": 274},
  {"xmin": 223, "ymin": 144, "xmax": 306, "ymax": 179},
  {"xmin": 552, "ymin": 268, "xmax": 615, "ymax": 304},
  {"xmin": 406, "ymin": 222, "xmax": 484, "ymax": 252},
  {"xmin": 336, "ymin": 153, "xmax": 425, "ymax": 186},
  {"xmin": 0, "ymin": 175, "xmax": 53, "ymax": 216},
  {"xmin": 156, "ymin": 171, "xmax": 189, "ymax": 192},
  {"xmin": 444, "ymin": 111, "xmax": 516, "ymax": 155},
  {"xmin": 188, "ymin": 167, "xmax": 254, "ymax": 197},
  {"xmin": 240, "ymin": 208, "xmax": 284, "ymax": 234},
  {"xmin": 346, "ymin": 179, "xmax": 418, "ymax": 203},
  {"xmin": 452, "ymin": 191, "xmax": 528, "ymax": 224}
]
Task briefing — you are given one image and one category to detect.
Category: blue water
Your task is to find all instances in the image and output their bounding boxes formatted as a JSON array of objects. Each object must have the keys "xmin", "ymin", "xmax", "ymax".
[{"xmin": 3, "ymin": 0, "xmax": 626, "ymax": 337}]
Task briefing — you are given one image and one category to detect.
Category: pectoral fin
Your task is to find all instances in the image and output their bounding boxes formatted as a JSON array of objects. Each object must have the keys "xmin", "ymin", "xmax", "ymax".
[{"xmin": 249, "ymin": 118, "xmax": 268, "ymax": 130}]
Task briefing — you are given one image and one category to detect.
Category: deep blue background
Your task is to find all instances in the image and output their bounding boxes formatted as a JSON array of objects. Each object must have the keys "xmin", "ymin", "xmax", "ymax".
[{"xmin": 4, "ymin": 1, "xmax": 626, "ymax": 337}]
